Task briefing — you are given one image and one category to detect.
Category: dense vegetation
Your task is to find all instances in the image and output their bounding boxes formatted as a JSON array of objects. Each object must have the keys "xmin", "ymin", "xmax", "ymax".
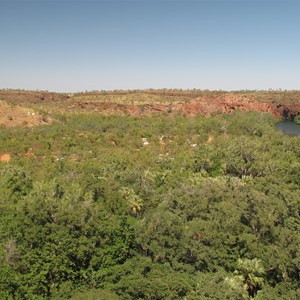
[{"xmin": 0, "ymin": 109, "xmax": 300, "ymax": 299}]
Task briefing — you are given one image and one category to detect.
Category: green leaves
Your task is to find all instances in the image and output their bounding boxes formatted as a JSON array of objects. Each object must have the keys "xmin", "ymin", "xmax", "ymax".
[
  {"xmin": 0, "ymin": 165, "xmax": 32, "ymax": 203},
  {"xmin": 230, "ymin": 258, "xmax": 266, "ymax": 298},
  {"xmin": 0, "ymin": 111, "xmax": 299, "ymax": 298}
]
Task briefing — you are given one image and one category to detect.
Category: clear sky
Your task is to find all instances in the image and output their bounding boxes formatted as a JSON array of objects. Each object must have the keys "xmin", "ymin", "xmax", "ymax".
[{"xmin": 0, "ymin": 0, "xmax": 299, "ymax": 92}]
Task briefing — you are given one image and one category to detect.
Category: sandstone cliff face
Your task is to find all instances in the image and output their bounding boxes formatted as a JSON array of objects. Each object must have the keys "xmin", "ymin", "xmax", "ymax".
[
  {"xmin": 1, "ymin": 90, "xmax": 299, "ymax": 118},
  {"xmin": 273, "ymin": 103, "xmax": 300, "ymax": 119},
  {"xmin": 178, "ymin": 94, "xmax": 300, "ymax": 118},
  {"xmin": 74, "ymin": 94, "xmax": 300, "ymax": 118}
]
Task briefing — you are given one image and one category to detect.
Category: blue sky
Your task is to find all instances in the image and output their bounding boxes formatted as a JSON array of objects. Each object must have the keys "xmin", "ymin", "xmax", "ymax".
[{"xmin": 0, "ymin": 0, "xmax": 299, "ymax": 92}]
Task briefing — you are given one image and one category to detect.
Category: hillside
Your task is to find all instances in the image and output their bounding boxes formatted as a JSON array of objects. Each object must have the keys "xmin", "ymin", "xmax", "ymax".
[{"xmin": 1, "ymin": 90, "xmax": 300, "ymax": 123}]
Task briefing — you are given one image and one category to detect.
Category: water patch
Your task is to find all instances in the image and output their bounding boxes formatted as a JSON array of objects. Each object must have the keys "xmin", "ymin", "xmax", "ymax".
[{"xmin": 276, "ymin": 120, "xmax": 300, "ymax": 136}]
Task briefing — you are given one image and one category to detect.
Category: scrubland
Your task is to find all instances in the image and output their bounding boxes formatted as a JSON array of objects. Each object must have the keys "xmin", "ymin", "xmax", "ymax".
[{"xmin": 0, "ymin": 89, "xmax": 299, "ymax": 299}]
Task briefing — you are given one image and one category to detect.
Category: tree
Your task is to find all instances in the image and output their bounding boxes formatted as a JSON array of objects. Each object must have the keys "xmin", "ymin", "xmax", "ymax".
[{"xmin": 232, "ymin": 258, "xmax": 266, "ymax": 298}]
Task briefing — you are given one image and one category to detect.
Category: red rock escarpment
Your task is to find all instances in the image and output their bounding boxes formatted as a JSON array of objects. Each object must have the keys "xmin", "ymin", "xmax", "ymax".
[
  {"xmin": 178, "ymin": 94, "xmax": 300, "ymax": 118},
  {"xmin": 74, "ymin": 94, "xmax": 300, "ymax": 117},
  {"xmin": 273, "ymin": 103, "xmax": 300, "ymax": 119}
]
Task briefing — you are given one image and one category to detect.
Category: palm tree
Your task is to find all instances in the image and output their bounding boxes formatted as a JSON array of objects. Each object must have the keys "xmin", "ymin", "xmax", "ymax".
[
  {"xmin": 120, "ymin": 187, "xmax": 144, "ymax": 214},
  {"xmin": 234, "ymin": 258, "xmax": 266, "ymax": 298}
]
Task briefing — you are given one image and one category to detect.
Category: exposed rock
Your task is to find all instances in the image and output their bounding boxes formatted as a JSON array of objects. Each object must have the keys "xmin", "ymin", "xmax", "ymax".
[
  {"xmin": 179, "ymin": 94, "xmax": 275, "ymax": 116},
  {"xmin": 73, "ymin": 93, "xmax": 300, "ymax": 118},
  {"xmin": 173, "ymin": 94, "xmax": 300, "ymax": 119},
  {"xmin": 1, "ymin": 90, "xmax": 300, "ymax": 118}
]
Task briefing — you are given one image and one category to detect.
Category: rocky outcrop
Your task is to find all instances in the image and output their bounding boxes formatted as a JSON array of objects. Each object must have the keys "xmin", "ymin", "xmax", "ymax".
[
  {"xmin": 73, "ymin": 94, "xmax": 300, "ymax": 118},
  {"xmin": 1, "ymin": 90, "xmax": 299, "ymax": 118},
  {"xmin": 273, "ymin": 103, "xmax": 300, "ymax": 119},
  {"xmin": 177, "ymin": 94, "xmax": 300, "ymax": 118}
]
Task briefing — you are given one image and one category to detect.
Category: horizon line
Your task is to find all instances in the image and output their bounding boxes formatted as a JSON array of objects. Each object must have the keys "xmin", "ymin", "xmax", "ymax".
[{"xmin": 1, "ymin": 88, "xmax": 300, "ymax": 94}]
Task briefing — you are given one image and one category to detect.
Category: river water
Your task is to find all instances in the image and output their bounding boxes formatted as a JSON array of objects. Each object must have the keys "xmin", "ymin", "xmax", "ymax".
[{"xmin": 276, "ymin": 120, "xmax": 300, "ymax": 136}]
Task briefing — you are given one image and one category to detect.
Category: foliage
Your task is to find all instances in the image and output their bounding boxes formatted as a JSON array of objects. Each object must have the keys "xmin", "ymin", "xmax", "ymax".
[{"xmin": 0, "ymin": 110, "xmax": 299, "ymax": 299}]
